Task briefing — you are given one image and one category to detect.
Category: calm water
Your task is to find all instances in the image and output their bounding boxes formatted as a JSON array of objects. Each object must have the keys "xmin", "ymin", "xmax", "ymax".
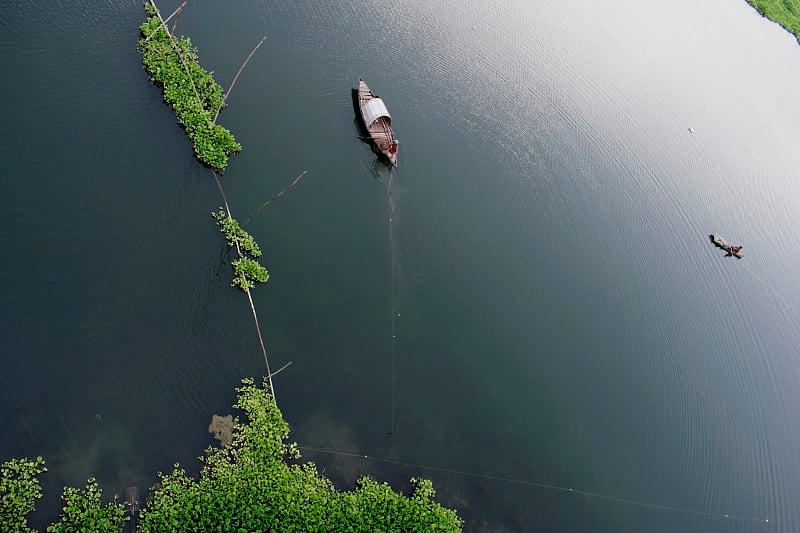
[{"xmin": 2, "ymin": 0, "xmax": 800, "ymax": 531}]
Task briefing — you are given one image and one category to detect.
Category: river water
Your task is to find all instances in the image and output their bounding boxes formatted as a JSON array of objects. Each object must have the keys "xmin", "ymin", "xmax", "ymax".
[{"xmin": 2, "ymin": 0, "xmax": 800, "ymax": 531}]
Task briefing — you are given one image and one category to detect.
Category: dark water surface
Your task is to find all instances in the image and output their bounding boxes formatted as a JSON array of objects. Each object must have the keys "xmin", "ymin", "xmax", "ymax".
[{"xmin": 3, "ymin": 0, "xmax": 800, "ymax": 531}]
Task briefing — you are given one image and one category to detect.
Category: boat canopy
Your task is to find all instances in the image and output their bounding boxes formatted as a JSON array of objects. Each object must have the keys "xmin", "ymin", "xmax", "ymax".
[{"xmin": 362, "ymin": 98, "xmax": 391, "ymax": 127}]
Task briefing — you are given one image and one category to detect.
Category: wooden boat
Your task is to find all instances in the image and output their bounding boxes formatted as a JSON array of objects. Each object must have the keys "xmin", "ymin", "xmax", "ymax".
[
  {"xmin": 357, "ymin": 78, "xmax": 398, "ymax": 166},
  {"xmin": 709, "ymin": 234, "xmax": 743, "ymax": 259}
]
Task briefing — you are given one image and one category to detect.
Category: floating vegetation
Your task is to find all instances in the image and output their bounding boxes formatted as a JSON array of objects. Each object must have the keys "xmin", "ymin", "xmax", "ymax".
[
  {"xmin": 232, "ymin": 257, "xmax": 270, "ymax": 291},
  {"xmin": 213, "ymin": 208, "xmax": 269, "ymax": 291},
  {"xmin": 212, "ymin": 208, "xmax": 261, "ymax": 257},
  {"xmin": 135, "ymin": 379, "xmax": 463, "ymax": 532},
  {"xmin": 138, "ymin": 4, "xmax": 241, "ymax": 171},
  {"xmin": 2, "ymin": 381, "xmax": 462, "ymax": 531}
]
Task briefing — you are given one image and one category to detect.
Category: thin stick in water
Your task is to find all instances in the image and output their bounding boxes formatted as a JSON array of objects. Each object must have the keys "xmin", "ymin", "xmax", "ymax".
[
  {"xmin": 170, "ymin": 0, "xmax": 187, "ymax": 36},
  {"xmin": 213, "ymin": 35, "xmax": 267, "ymax": 124},
  {"xmin": 211, "ymin": 168, "xmax": 276, "ymax": 402},
  {"xmin": 142, "ymin": 3, "xmax": 184, "ymax": 43},
  {"xmin": 244, "ymin": 170, "xmax": 307, "ymax": 226},
  {"xmin": 270, "ymin": 361, "xmax": 293, "ymax": 378},
  {"xmin": 147, "ymin": 0, "xmax": 204, "ymax": 113}
]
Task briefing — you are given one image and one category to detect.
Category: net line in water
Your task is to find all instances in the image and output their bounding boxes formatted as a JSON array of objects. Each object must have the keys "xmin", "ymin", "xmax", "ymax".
[
  {"xmin": 386, "ymin": 170, "xmax": 398, "ymax": 435},
  {"xmin": 362, "ymin": 151, "xmax": 800, "ymax": 526},
  {"xmin": 298, "ymin": 445, "xmax": 799, "ymax": 529}
]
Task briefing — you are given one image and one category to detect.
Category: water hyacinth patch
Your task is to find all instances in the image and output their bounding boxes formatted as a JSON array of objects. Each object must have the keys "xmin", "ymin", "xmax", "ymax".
[
  {"xmin": 212, "ymin": 208, "xmax": 269, "ymax": 291},
  {"xmin": 1, "ymin": 382, "xmax": 462, "ymax": 531},
  {"xmin": 138, "ymin": 6, "xmax": 241, "ymax": 171}
]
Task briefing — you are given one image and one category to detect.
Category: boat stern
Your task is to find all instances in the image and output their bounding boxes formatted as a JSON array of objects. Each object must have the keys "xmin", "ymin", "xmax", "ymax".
[{"xmin": 387, "ymin": 139, "xmax": 398, "ymax": 166}]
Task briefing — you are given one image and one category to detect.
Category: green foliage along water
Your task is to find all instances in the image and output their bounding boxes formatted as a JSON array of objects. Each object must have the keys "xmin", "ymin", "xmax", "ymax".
[
  {"xmin": 137, "ymin": 379, "xmax": 462, "ymax": 532},
  {"xmin": 746, "ymin": 0, "xmax": 800, "ymax": 43},
  {"xmin": 212, "ymin": 208, "xmax": 270, "ymax": 290},
  {"xmin": 1, "ymin": 457, "xmax": 47, "ymax": 533},
  {"xmin": 1, "ymin": 380, "xmax": 462, "ymax": 532},
  {"xmin": 1, "ymin": 457, "xmax": 126, "ymax": 533},
  {"xmin": 138, "ymin": 4, "xmax": 241, "ymax": 171},
  {"xmin": 45, "ymin": 480, "xmax": 127, "ymax": 533}
]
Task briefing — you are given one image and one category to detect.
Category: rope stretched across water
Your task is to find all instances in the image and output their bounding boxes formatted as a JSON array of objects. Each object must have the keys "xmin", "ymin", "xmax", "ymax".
[
  {"xmin": 386, "ymin": 171, "xmax": 398, "ymax": 434},
  {"xmin": 299, "ymin": 445, "xmax": 798, "ymax": 529}
]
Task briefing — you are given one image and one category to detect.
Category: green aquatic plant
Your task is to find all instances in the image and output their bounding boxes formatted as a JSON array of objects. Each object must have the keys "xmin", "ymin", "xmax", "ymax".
[
  {"xmin": 212, "ymin": 208, "xmax": 262, "ymax": 257},
  {"xmin": 2, "ymin": 382, "xmax": 462, "ymax": 532},
  {"xmin": 213, "ymin": 208, "xmax": 269, "ymax": 291},
  {"xmin": 46, "ymin": 479, "xmax": 127, "ymax": 533},
  {"xmin": 1, "ymin": 459, "xmax": 127, "ymax": 533},
  {"xmin": 0, "ymin": 457, "xmax": 47, "ymax": 533},
  {"xmin": 138, "ymin": 6, "xmax": 241, "ymax": 171},
  {"xmin": 232, "ymin": 257, "xmax": 270, "ymax": 290},
  {"xmin": 135, "ymin": 378, "xmax": 462, "ymax": 532}
]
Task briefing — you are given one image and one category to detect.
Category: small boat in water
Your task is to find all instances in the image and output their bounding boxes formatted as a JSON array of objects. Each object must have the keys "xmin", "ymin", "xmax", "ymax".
[
  {"xmin": 357, "ymin": 78, "xmax": 398, "ymax": 166},
  {"xmin": 709, "ymin": 234, "xmax": 743, "ymax": 259}
]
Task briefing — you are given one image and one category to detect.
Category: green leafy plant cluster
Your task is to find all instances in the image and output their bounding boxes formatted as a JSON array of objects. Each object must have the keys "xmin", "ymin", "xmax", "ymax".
[
  {"xmin": 1, "ymin": 381, "xmax": 462, "ymax": 532},
  {"xmin": 213, "ymin": 208, "xmax": 269, "ymax": 291},
  {"xmin": 0, "ymin": 458, "xmax": 126, "ymax": 533},
  {"xmin": 138, "ymin": 5, "xmax": 241, "ymax": 171},
  {"xmin": 212, "ymin": 208, "xmax": 262, "ymax": 257},
  {"xmin": 46, "ymin": 479, "xmax": 127, "ymax": 533},
  {"xmin": 1, "ymin": 457, "xmax": 47, "ymax": 533},
  {"xmin": 232, "ymin": 257, "xmax": 270, "ymax": 291},
  {"xmin": 746, "ymin": 0, "xmax": 800, "ymax": 43},
  {"xmin": 137, "ymin": 378, "xmax": 462, "ymax": 532}
]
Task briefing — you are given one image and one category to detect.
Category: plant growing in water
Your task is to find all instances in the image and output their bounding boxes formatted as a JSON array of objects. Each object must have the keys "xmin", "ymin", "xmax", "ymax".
[
  {"xmin": 1, "ymin": 381, "xmax": 462, "ymax": 531},
  {"xmin": 138, "ymin": 5, "xmax": 241, "ymax": 171},
  {"xmin": 135, "ymin": 378, "xmax": 463, "ymax": 532},
  {"xmin": 46, "ymin": 479, "xmax": 127, "ymax": 533},
  {"xmin": 0, "ymin": 458, "xmax": 127, "ymax": 533},
  {"xmin": 232, "ymin": 257, "xmax": 270, "ymax": 290},
  {"xmin": 212, "ymin": 208, "xmax": 262, "ymax": 257},
  {"xmin": 213, "ymin": 208, "xmax": 269, "ymax": 291},
  {"xmin": 1, "ymin": 457, "xmax": 47, "ymax": 533}
]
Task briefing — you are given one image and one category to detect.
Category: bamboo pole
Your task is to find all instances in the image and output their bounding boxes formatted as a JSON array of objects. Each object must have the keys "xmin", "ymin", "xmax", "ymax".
[
  {"xmin": 211, "ymin": 169, "xmax": 232, "ymax": 214},
  {"xmin": 147, "ymin": 0, "xmax": 205, "ymax": 122},
  {"xmin": 212, "ymin": 169, "xmax": 277, "ymax": 401},
  {"xmin": 244, "ymin": 171, "xmax": 307, "ymax": 226},
  {"xmin": 245, "ymin": 287, "xmax": 276, "ymax": 400},
  {"xmin": 270, "ymin": 361, "xmax": 292, "ymax": 378},
  {"xmin": 146, "ymin": 2, "xmax": 281, "ymax": 401},
  {"xmin": 171, "ymin": 0, "xmax": 187, "ymax": 36},
  {"xmin": 142, "ymin": 3, "xmax": 184, "ymax": 43},
  {"xmin": 213, "ymin": 36, "xmax": 267, "ymax": 124}
]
